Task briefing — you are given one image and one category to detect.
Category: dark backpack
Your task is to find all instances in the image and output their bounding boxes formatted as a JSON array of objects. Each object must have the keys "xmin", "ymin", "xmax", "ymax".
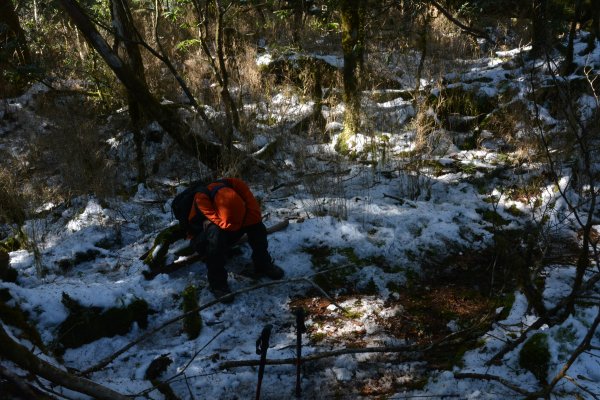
[{"xmin": 171, "ymin": 179, "xmax": 231, "ymax": 235}]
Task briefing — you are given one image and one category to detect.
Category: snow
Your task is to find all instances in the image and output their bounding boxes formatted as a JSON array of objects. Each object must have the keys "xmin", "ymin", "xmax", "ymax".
[{"xmin": 2, "ymin": 34, "xmax": 600, "ymax": 400}]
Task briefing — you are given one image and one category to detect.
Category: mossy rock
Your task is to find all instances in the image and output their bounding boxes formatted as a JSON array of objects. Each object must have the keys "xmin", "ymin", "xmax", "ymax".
[
  {"xmin": 519, "ymin": 332, "xmax": 550, "ymax": 384},
  {"xmin": 0, "ymin": 250, "xmax": 17, "ymax": 283},
  {"xmin": 182, "ymin": 285, "xmax": 202, "ymax": 340},
  {"xmin": 56, "ymin": 293, "xmax": 149, "ymax": 353}
]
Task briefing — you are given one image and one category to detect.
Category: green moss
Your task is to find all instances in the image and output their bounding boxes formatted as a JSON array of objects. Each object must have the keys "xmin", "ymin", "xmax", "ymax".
[
  {"xmin": 182, "ymin": 285, "xmax": 202, "ymax": 340},
  {"xmin": 519, "ymin": 332, "xmax": 550, "ymax": 383},
  {"xmin": 144, "ymin": 225, "xmax": 184, "ymax": 269},
  {"xmin": 0, "ymin": 236, "xmax": 21, "ymax": 252},
  {"xmin": 496, "ymin": 292, "xmax": 515, "ymax": 321},
  {"xmin": 56, "ymin": 293, "xmax": 149, "ymax": 354},
  {"xmin": 506, "ymin": 204, "xmax": 523, "ymax": 217},
  {"xmin": 459, "ymin": 131, "xmax": 480, "ymax": 151},
  {"xmin": 310, "ymin": 332, "xmax": 327, "ymax": 343},
  {"xmin": 478, "ymin": 209, "xmax": 510, "ymax": 226}
]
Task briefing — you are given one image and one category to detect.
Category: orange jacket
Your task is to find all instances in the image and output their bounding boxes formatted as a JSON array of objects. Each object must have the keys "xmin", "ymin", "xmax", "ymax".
[{"xmin": 188, "ymin": 178, "xmax": 262, "ymax": 232}]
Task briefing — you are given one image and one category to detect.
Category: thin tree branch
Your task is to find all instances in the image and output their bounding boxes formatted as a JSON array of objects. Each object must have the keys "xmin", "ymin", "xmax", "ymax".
[
  {"xmin": 454, "ymin": 372, "xmax": 533, "ymax": 396},
  {"xmin": 135, "ymin": 327, "xmax": 226, "ymax": 397},
  {"xmin": 537, "ymin": 306, "xmax": 600, "ymax": 397},
  {"xmin": 488, "ymin": 270, "xmax": 600, "ymax": 365},
  {"xmin": 428, "ymin": 0, "xmax": 495, "ymax": 44},
  {"xmin": 219, "ymin": 345, "xmax": 422, "ymax": 369}
]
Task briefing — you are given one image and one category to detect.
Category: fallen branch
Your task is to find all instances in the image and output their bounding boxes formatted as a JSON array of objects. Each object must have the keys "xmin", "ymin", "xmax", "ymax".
[
  {"xmin": 488, "ymin": 270, "xmax": 600, "ymax": 365},
  {"xmin": 219, "ymin": 345, "xmax": 422, "ymax": 369},
  {"xmin": 0, "ymin": 324, "xmax": 130, "ymax": 400},
  {"xmin": 563, "ymin": 375, "xmax": 600, "ymax": 400},
  {"xmin": 0, "ymin": 365, "xmax": 54, "ymax": 400},
  {"xmin": 454, "ymin": 372, "xmax": 533, "ymax": 396},
  {"xmin": 533, "ymin": 306, "xmax": 600, "ymax": 399},
  {"xmin": 79, "ymin": 264, "xmax": 354, "ymax": 376},
  {"xmin": 136, "ymin": 327, "xmax": 227, "ymax": 397}
]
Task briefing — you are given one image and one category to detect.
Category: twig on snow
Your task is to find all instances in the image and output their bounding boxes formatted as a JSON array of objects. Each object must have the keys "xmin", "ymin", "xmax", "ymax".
[
  {"xmin": 219, "ymin": 344, "xmax": 422, "ymax": 369},
  {"xmin": 454, "ymin": 372, "xmax": 533, "ymax": 396},
  {"xmin": 135, "ymin": 327, "xmax": 226, "ymax": 397}
]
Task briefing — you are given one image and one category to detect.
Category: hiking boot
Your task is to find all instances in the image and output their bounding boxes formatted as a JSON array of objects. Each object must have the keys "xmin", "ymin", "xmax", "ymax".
[
  {"xmin": 209, "ymin": 284, "xmax": 234, "ymax": 304},
  {"xmin": 254, "ymin": 261, "xmax": 285, "ymax": 280}
]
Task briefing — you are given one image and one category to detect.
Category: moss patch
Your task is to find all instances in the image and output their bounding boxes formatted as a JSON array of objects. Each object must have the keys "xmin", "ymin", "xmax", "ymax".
[
  {"xmin": 182, "ymin": 285, "xmax": 202, "ymax": 340},
  {"xmin": 519, "ymin": 332, "xmax": 550, "ymax": 384},
  {"xmin": 56, "ymin": 293, "xmax": 149, "ymax": 354},
  {"xmin": 0, "ymin": 236, "xmax": 22, "ymax": 252},
  {"xmin": 144, "ymin": 225, "xmax": 185, "ymax": 270}
]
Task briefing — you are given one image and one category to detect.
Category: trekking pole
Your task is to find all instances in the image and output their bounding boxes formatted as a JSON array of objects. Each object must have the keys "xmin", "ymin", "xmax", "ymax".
[
  {"xmin": 294, "ymin": 308, "xmax": 306, "ymax": 398},
  {"xmin": 255, "ymin": 324, "xmax": 273, "ymax": 400}
]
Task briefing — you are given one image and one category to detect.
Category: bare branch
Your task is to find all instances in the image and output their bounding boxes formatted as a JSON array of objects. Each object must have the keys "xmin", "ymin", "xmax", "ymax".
[
  {"xmin": 454, "ymin": 372, "xmax": 533, "ymax": 396},
  {"xmin": 219, "ymin": 344, "xmax": 422, "ymax": 369}
]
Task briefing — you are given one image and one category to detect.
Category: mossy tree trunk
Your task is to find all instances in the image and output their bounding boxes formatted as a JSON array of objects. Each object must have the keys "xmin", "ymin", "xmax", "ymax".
[
  {"xmin": 337, "ymin": 0, "xmax": 366, "ymax": 153},
  {"xmin": 182, "ymin": 285, "xmax": 202, "ymax": 340}
]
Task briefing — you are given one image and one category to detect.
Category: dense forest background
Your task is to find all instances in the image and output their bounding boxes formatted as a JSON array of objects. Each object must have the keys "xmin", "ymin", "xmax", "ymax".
[{"xmin": 1, "ymin": 0, "xmax": 600, "ymax": 399}]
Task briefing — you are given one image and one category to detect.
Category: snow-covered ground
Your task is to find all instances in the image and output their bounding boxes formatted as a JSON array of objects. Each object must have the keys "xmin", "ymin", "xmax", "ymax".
[{"xmin": 1, "ymin": 34, "xmax": 600, "ymax": 399}]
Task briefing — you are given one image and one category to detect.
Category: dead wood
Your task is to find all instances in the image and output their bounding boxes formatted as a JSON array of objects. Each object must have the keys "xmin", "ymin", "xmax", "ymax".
[
  {"xmin": 0, "ymin": 365, "xmax": 55, "ymax": 400},
  {"xmin": 219, "ymin": 345, "xmax": 422, "ymax": 369},
  {"xmin": 454, "ymin": 372, "xmax": 533, "ymax": 396},
  {"xmin": 0, "ymin": 324, "xmax": 130, "ymax": 400}
]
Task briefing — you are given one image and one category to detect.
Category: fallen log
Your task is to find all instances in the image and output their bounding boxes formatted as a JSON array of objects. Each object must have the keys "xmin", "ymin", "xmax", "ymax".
[{"xmin": 0, "ymin": 324, "xmax": 130, "ymax": 400}]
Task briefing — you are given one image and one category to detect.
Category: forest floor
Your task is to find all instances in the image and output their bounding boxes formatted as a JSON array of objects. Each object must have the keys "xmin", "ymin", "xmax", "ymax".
[{"xmin": 1, "ymin": 35, "xmax": 600, "ymax": 399}]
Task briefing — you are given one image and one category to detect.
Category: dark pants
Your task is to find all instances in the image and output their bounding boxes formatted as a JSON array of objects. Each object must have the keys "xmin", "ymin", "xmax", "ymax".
[{"xmin": 193, "ymin": 222, "xmax": 271, "ymax": 288}]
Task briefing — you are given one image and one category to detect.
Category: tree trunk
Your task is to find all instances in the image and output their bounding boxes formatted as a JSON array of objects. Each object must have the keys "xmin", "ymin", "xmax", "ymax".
[
  {"xmin": 0, "ymin": 324, "xmax": 130, "ymax": 400},
  {"xmin": 215, "ymin": 0, "xmax": 241, "ymax": 149},
  {"xmin": 587, "ymin": 0, "xmax": 600, "ymax": 51},
  {"xmin": 562, "ymin": 0, "xmax": 582, "ymax": 75},
  {"xmin": 337, "ymin": 0, "xmax": 365, "ymax": 153},
  {"xmin": 0, "ymin": 0, "xmax": 31, "ymax": 66},
  {"xmin": 111, "ymin": 0, "xmax": 147, "ymax": 183},
  {"xmin": 531, "ymin": 0, "xmax": 549, "ymax": 58},
  {"xmin": 58, "ymin": 0, "xmax": 225, "ymax": 170}
]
